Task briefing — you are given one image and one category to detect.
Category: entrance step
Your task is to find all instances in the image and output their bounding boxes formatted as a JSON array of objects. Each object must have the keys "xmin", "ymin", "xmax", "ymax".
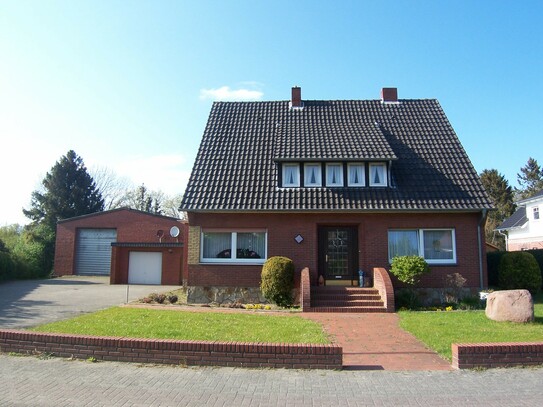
[{"xmin": 310, "ymin": 287, "xmax": 387, "ymax": 313}]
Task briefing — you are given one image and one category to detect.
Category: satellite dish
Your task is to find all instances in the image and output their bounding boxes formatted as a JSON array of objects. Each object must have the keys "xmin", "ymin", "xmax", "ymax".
[{"xmin": 170, "ymin": 226, "xmax": 180, "ymax": 238}]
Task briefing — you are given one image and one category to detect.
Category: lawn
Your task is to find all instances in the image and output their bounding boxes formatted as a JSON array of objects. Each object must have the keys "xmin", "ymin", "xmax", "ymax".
[
  {"xmin": 399, "ymin": 293, "xmax": 543, "ymax": 360},
  {"xmin": 30, "ymin": 307, "xmax": 330, "ymax": 344}
]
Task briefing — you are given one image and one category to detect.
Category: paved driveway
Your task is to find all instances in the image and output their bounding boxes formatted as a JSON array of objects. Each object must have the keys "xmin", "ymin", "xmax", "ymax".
[{"xmin": 0, "ymin": 276, "xmax": 180, "ymax": 328}]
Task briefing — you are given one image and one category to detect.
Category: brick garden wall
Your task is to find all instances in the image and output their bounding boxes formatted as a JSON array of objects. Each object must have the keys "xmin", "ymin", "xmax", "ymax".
[
  {"xmin": 187, "ymin": 211, "xmax": 487, "ymax": 290},
  {"xmin": 452, "ymin": 342, "xmax": 543, "ymax": 369},
  {"xmin": 0, "ymin": 330, "xmax": 342, "ymax": 370}
]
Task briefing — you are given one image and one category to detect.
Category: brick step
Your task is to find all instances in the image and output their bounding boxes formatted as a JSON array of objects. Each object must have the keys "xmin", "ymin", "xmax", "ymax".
[
  {"xmin": 308, "ymin": 306, "xmax": 387, "ymax": 313},
  {"xmin": 311, "ymin": 287, "xmax": 379, "ymax": 294},
  {"xmin": 309, "ymin": 287, "xmax": 385, "ymax": 313},
  {"xmin": 311, "ymin": 299, "xmax": 384, "ymax": 307},
  {"xmin": 311, "ymin": 294, "xmax": 382, "ymax": 301}
]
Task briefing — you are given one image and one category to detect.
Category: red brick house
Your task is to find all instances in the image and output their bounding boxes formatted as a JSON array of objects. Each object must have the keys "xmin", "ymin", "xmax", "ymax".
[
  {"xmin": 54, "ymin": 208, "xmax": 187, "ymax": 285},
  {"xmin": 180, "ymin": 87, "xmax": 492, "ymax": 308}
]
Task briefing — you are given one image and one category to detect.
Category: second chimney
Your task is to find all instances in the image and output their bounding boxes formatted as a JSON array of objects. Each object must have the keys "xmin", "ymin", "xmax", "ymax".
[
  {"xmin": 381, "ymin": 87, "xmax": 398, "ymax": 103},
  {"xmin": 291, "ymin": 86, "xmax": 302, "ymax": 108}
]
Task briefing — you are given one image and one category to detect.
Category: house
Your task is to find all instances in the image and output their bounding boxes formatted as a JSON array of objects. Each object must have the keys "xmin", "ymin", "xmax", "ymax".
[
  {"xmin": 54, "ymin": 208, "xmax": 187, "ymax": 285},
  {"xmin": 180, "ymin": 87, "xmax": 491, "ymax": 307},
  {"xmin": 497, "ymin": 189, "xmax": 543, "ymax": 251}
]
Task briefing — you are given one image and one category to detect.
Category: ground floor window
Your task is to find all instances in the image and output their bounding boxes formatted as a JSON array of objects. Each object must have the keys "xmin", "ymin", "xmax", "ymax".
[
  {"xmin": 388, "ymin": 228, "xmax": 456, "ymax": 264},
  {"xmin": 201, "ymin": 230, "xmax": 267, "ymax": 263}
]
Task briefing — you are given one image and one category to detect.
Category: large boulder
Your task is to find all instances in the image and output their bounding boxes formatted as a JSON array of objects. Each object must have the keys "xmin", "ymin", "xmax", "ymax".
[{"xmin": 485, "ymin": 290, "xmax": 534, "ymax": 323}]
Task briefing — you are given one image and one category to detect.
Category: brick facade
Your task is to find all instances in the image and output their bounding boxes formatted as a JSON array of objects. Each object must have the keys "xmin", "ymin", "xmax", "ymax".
[
  {"xmin": 54, "ymin": 208, "xmax": 188, "ymax": 285},
  {"xmin": 186, "ymin": 211, "xmax": 487, "ymax": 291}
]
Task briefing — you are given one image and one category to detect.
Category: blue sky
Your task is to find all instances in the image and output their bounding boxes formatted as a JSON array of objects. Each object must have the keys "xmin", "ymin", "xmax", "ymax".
[{"xmin": 1, "ymin": 1, "xmax": 542, "ymax": 225}]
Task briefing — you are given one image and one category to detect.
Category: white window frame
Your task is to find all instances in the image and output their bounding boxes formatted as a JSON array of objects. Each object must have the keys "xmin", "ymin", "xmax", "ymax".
[
  {"xmin": 282, "ymin": 163, "xmax": 300, "ymax": 187},
  {"xmin": 369, "ymin": 163, "xmax": 387, "ymax": 187},
  {"xmin": 304, "ymin": 163, "xmax": 322, "ymax": 187},
  {"xmin": 200, "ymin": 229, "xmax": 267, "ymax": 264},
  {"xmin": 326, "ymin": 163, "xmax": 344, "ymax": 187},
  {"xmin": 388, "ymin": 228, "xmax": 457, "ymax": 265},
  {"xmin": 534, "ymin": 206, "xmax": 540, "ymax": 220},
  {"xmin": 347, "ymin": 163, "xmax": 366, "ymax": 187}
]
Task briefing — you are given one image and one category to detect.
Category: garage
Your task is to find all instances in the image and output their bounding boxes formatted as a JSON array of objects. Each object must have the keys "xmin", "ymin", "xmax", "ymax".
[
  {"xmin": 128, "ymin": 251, "xmax": 162, "ymax": 284},
  {"xmin": 75, "ymin": 229, "xmax": 117, "ymax": 275}
]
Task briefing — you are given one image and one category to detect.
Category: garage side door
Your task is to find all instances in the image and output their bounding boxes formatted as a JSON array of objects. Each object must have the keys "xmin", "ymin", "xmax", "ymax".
[
  {"xmin": 128, "ymin": 252, "xmax": 162, "ymax": 285},
  {"xmin": 75, "ymin": 229, "xmax": 117, "ymax": 275}
]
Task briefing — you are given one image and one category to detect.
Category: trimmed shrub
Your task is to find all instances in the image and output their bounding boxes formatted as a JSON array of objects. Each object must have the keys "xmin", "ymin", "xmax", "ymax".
[
  {"xmin": 498, "ymin": 251, "xmax": 542, "ymax": 294},
  {"xmin": 486, "ymin": 251, "xmax": 506, "ymax": 287},
  {"xmin": 260, "ymin": 256, "xmax": 295, "ymax": 307},
  {"xmin": 390, "ymin": 256, "xmax": 430, "ymax": 286}
]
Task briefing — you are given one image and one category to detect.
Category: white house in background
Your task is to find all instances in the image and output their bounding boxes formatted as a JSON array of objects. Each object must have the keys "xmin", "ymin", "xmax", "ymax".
[{"xmin": 497, "ymin": 189, "xmax": 543, "ymax": 251}]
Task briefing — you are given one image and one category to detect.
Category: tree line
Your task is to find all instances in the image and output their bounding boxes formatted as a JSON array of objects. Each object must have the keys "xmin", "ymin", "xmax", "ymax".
[
  {"xmin": 481, "ymin": 157, "xmax": 543, "ymax": 250},
  {"xmin": 0, "ymin": 150, "xmax": 184, "ymax": 281}
]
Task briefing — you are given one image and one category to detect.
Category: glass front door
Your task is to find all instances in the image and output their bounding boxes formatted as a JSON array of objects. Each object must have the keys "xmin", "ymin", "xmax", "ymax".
[{"xmin": 318, "ymin": 226, "xmax": 358, "ymax": 281}]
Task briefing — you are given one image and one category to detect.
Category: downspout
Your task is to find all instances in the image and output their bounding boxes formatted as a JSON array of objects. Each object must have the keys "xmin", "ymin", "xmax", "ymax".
[{"xmin": 477, "ymin": 209, "xmax": 488, "ymax": 290}]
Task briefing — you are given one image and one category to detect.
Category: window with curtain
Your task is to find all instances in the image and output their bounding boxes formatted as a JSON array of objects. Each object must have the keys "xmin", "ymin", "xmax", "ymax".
[
  {"xmin": 201, "ymin": 231, "xmax": 267, "ymax": 263},
  {"xmin": 369, "ymin": 163, "xmax": 387, "ymax": 186},
  {"xmin": 422, "ymin": 230, "xmax": 455, "ymax": 261},
  {"xmin": 388, "ymin": 229, "xmax": 456, "ymax": 264},
  {"xmin": 326, "ymin": 163, "xmax": 343, "ymax": 186},
  {"xmin": 282, "ymin": 164, "xmax": 300, "ymax": 187},
  {"xmin": 388, "ymin": 230, "xmax": 419, "ymax": 259},
  {"xmin": 304, "ymin": 163, "xmax": 322, "ymax": 187},
  {"xmin": 347, "ymin": 163, "xmax": 365, "ymax": 186}
]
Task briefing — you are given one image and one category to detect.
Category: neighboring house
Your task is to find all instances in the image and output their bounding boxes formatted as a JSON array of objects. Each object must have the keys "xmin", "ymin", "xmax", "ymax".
[
  {"xmin": 180, "ymin": 87, "xmax": 492, "ymax": 306},
  {"xmin": 54, "ymin": 208, "xmax": 187, "ymax": 285},
  {"xmin": 497, "ymin": 189, "xmax": 543, "ymax": 251}
]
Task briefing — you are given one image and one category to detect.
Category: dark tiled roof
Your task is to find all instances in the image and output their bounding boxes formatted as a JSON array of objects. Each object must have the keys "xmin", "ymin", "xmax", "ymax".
[
  {"xmin": 497, "ymin": 207, "xmax": 527, "ymax": 230},
  {"xmin": 181, "ymin": 99, "xmax": 491, "ymax": 211}
]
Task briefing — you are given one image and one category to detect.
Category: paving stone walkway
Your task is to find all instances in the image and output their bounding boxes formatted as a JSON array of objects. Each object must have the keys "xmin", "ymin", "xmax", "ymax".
[
  {"xmin": 301, "ymin": 312, "xmax": 452, "ymax": 371},
  {"xmin": 1, "ymin": 354, "xmax": 542, "ymax": 406}
]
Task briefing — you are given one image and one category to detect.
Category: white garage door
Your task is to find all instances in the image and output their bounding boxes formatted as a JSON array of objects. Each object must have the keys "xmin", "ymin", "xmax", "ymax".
[
  {"xmin": 76, "ymin": 229, "xmax": 117, "ymax": 275},
  {"xmin": 128, "ymin": 252, "xmax": 162, "ymax": 285}
]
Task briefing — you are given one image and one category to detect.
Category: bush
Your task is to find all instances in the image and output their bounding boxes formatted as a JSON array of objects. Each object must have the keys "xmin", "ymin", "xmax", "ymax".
[
  {"xmin": 395, "ymin": 288, "xmax": 422, "ymax": 310},
  {"xmin": 486, "ymin": 251, "xmax": 506, "ymax": 287},
  {"xmin": 167, "ymin": 294, "xmax": 178, "ymax": 304},
  {"xmin": 498, "ymin": 251, "xmax": 542, "ymax": 294},
  {"xmin": 0, "ymin": 251, "xmax": 15, "ymax": 282},
  {"xmin": 260, "ymin": 256, "xmax": 295, "ymax": 307},
  {"xmin": 390, "ymin": 256, "xmax": 430, "ymax": 286}
]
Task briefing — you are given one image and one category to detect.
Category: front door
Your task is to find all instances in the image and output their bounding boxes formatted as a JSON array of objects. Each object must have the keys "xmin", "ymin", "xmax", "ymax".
[{"xmin": 318, "ymin": 226, "xmax": 359, "ymax": 283}]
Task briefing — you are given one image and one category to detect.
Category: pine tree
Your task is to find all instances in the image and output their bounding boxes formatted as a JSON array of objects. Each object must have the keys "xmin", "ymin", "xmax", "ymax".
[
  {"xmin": 516, "ymin": 157, "xmax": 543, "ymax": 200},
  {"xmin": 480, "ymin": 169, "xmax": 515, "ymax": 250},
  {"xmin": 23, "ymin": 150, "xmax": 104, "ymax": 229}
]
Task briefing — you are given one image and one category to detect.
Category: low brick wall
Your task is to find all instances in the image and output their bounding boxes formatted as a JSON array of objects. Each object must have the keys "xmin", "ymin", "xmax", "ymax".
[
  {"xmin": 452, "ymin": 342, "xmax": 543, "ymax": 369},
  {"xmin": 373, "ymin": 267, "xmax": 395, "ymax": 312},
  {"xmin": 0, "ymin": 329, "xmax": 342, "ymax": 370}
]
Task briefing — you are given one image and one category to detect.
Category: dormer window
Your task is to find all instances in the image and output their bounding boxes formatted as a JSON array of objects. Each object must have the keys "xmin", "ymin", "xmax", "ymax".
[
  {"xmin": 369, "ymin": 163, "xmax": 387, "ymax": 187},
  {"xmin": 326, "ymin": 163, "xmax": 343, "ymax": 187},
  {"xmin": 282, "ymin": 163, "xmax": 300, "ymax": 187},
  {"xmin": 348, "ymin": 163, "xmax": 365, "ymax": 187},
  {"xmin": 304, "ymin": 163, "xmax": 322, "ymax": 187}
]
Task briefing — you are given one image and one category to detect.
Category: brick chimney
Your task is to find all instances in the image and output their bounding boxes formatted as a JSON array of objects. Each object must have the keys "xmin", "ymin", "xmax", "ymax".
[
  {"xmin": 381, "ymin": 87, "xmax": 398, "ymax": 103},
  {"xmin": 291, "ymin": 86, "xmax": 302, "ymax": 108}
]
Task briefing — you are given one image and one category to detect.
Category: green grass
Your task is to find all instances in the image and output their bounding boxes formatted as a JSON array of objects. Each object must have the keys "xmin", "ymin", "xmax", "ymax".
[
  {"xmin": 399, "ymin": 293, "xmax": 543, "ymax": 361},
  {"xmin": 30, "ymin": 307, "xmax": 330, "ymax": 344}
]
